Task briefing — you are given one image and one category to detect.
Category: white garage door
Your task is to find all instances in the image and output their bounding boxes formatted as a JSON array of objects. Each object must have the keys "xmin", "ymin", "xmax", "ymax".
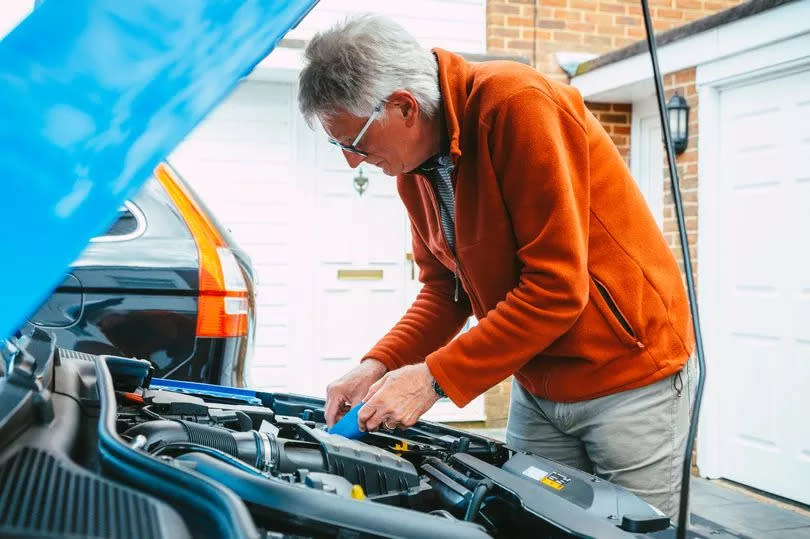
[{"xmin": 706, "ymin": 68, "xmax": 810, "ymax": 504}]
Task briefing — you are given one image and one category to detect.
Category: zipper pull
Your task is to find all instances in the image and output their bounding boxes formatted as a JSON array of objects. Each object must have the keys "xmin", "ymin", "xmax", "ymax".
[{"xmin": 454, "ymin": 272, "xmax": 459, "ymax": 303}]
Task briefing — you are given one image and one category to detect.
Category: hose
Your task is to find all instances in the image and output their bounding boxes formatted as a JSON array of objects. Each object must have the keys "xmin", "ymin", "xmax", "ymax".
[{"xmin": 464, "ymin": 480, "xmax": 492, "ymax": 522}]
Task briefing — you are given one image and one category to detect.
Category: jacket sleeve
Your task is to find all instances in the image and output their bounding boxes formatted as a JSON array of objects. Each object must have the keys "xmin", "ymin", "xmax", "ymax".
[
  {"xmin": 362, "ymin": 221, "xmax": 472, "ymax": 372},
  {"xmin": 426, "ymin": 88, "xmax": 591, "ymax": 406}
]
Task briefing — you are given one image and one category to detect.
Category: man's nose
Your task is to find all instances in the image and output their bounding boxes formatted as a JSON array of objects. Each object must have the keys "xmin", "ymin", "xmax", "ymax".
[{"xmin": 343, "ymin": 150, "xmax": 366, "ymax": 168}]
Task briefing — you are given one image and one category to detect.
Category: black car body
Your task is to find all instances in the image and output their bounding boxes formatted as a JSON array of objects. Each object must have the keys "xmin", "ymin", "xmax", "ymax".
[{"xmin": 24, "ymin": 164, "xmax": 257, "ymax": 387}]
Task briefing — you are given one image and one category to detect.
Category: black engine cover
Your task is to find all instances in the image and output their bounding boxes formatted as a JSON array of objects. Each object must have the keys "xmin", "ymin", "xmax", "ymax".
[{"xmin": 301, "ymin": 425, "xmax": 420, "ymax": 497}]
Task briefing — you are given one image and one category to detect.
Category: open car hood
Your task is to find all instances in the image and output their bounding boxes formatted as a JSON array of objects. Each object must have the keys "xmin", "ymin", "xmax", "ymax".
[{"xmin": 0, "ymin": 0, "xmax": 318, "ymax": 339}]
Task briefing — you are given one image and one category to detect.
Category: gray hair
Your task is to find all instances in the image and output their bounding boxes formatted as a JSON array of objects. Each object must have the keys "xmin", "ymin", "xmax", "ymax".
[{"xmin": 298, "ymin": 14, "xmax": 441, "ymax": 127}]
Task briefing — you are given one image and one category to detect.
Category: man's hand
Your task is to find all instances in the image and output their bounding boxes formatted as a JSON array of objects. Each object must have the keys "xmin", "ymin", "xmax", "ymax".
[
  {"xmin": 358, "ymin": 363, "xmax": 441, "ymax": 432},
  {"xmin": 324, "ymin": 359, "xmax": 387, "ymax": 427}
]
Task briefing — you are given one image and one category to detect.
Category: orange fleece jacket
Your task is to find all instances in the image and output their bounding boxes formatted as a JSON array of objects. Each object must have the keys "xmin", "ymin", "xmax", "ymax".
[{"xmin": 363, "ymin": 49, "xmax": 694, "ymax": 406}]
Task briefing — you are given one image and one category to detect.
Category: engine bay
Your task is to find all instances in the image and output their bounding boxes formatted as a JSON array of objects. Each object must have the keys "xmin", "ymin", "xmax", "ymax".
[{"xmin": 0, "ymin": 331, "xmax": 674, "ymax": 538}]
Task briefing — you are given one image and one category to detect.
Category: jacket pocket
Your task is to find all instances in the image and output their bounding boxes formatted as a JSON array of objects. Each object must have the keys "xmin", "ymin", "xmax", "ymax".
[{"xmin": 590, "ymin": 276, "xmax": 645, "ymax": 350}]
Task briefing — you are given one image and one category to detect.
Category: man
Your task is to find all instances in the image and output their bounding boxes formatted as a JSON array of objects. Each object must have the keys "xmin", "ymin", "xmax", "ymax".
[{"xmin": 297, "ymin": 14, "xmax": 694, "ymax": 518}]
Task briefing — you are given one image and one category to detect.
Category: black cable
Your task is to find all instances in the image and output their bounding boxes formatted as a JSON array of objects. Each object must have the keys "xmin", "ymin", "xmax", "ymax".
[
  {"xmin": 639, "ymin": 2, "xmax": 707, "ymax": 537},
  {"xmin": 140, "ymin": 404, "xmax": 166, "ymax": 421},
  {"xmin": 52, "ymin": 390, "xmax": 96, "ymax": 417}
]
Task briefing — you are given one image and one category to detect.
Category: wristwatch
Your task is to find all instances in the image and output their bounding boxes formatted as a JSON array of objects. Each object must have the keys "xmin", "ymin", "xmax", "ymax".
[{"xmin": 432, "ymin": 378, "xmax": 448, "ymax": 399}]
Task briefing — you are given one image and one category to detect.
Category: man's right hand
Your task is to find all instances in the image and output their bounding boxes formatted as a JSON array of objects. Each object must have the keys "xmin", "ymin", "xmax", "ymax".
[{"xmin": 324, "ymin": 358, "xmax": 388, "ymax": 427}]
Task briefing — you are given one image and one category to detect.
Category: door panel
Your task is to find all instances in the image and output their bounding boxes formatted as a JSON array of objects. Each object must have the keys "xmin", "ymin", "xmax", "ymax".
[{"xmin": 712, "ymin": 68, "xmax": 810, "ymax": 504}]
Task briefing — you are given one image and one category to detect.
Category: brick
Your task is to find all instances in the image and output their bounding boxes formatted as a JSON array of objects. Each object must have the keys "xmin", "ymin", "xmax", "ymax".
[
  {"xmin": 570, "ymin": 0, "xmax": 598, "ymax": 9},
  {"xmin": 597, "ymin": 24, "xmax": 627, "ymax": 35},
  {"xmin": 506, "ymin": 15, "xmax": 534, "ymax": 26},
  {"xmin": 614, "ymin": 125, "xmax": 631, "ymax": 135},
  {"xmin": 601, "ymin": 113, "xmax": 629, "ymax": 123},
  {"xmin": 627, "ymin": 26, "xmax": 646, "ymax": 38},
  {"xmin": 490, "ymin": 26, "xmax": 522, "ymax": 38},
  {"xmin": 488, "ymin": 14, "xmax": 506, "ymax": 26},
  {"xmin": 675, "ymin": 0, "xmax": 703, "ymax": 9},
  {"xmin": 627, "ymin": 5, "xmax": 642, "ymax": 15},
  {"xmin": 506, "ymin": 39, "xmax": 536, "ymax": 49},
  {"xmin": 598, "ymin": 2, "xmax": 626, "ymax": 13},
  {"xmin": 538, "ymin": 19, "xmax": 567, "ymax": 29},
  {"xmin": 540, "ymin": 6, "xmax": 556, "ymax": 17},
  {"xmin": 586, "ymin": 102, "xmax": 612, "ymax": 111},
  {"xmin": 610, "ymin": 133, "xmax": 629, "ymax": 144},
  {"xmin": 541, "ymin": 0, "xmax": 570, "ymax": 7},
  {"xmin": 487, "ymin": 37, "xmax": 507, "ymax": 49},
  {"xmin": 612, "ymin": 103, "xmax": 631, "ymax": 112},
  {"xmin": 615, "ymin": 15, "xmax": 640, "ymax": 25},
  {"xmin": 585, "ymin": 12, "xmax": 614, "ymax": 24},
  {"xmin": 553, "ymin": 31, "xmax": 584, "ymax": 43},
  {"xmin": 568, "ymin": 22, "xmax": 597, "ymax": 32},
  {"xmin": 655, "ymin": 7, "xmax": 685, "ymax": 18},
  {"xmin": 613, "ymin": 36, "xmax": 638, "ymax": 47},
  {"xmin": 554, "ymin": 8, "xmax": 584, "ymax": 21},
  {"xmin": 649, "ymin": 0, "xmax": 673, "ymax": 6},
  {"xmin": 489, "ymin": 3, "xmax": 522, "ymax": 15},
  {"xmin": 675, "ymin": 69, "xmax": 695, "ymax": 84},
  {"xmin": 582, "ymin": 34, "xmax": 613, "ymax": 48}
]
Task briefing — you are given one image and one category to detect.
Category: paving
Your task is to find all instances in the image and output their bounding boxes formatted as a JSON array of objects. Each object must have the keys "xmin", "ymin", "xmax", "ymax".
[{"xmin": 465, "ymin": 427, "xmax": 810, "ymax": 538}]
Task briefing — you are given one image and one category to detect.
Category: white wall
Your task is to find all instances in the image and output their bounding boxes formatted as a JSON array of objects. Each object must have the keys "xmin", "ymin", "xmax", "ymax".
[{"xmin": 0, "ymin": 0, "xmax": 33, "ymax": 40}]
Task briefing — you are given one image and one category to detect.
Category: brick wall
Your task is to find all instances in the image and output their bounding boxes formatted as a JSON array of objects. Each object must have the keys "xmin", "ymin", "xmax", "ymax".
[
  {"xmin": 587, "ymin": 102, "xmax": 632, "ymax": 164},
  {"xmin": 662, "ymin": 67, "xmax": 699, "ymax": 279},
  {"xmin": 487, "ymin": 0, "xmax": 745, "ymax": 80}
]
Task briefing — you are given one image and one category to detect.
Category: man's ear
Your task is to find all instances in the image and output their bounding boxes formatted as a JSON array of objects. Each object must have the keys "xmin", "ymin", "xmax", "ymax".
[{"xmin": 387, "ymin": 90, "xmax": 419, "ymax": 127}]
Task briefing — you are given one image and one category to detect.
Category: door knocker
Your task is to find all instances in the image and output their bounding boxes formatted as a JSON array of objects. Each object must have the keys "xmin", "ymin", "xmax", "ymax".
[{"xmin": 353, "ymin": 168, "xmax": 368, "ymax": 196}]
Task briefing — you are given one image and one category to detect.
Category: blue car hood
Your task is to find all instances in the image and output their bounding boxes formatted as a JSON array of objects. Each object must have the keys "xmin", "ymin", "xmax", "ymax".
[{"xmin": 0, "ymin": 0, "xmax": 317, "ymax": 339}]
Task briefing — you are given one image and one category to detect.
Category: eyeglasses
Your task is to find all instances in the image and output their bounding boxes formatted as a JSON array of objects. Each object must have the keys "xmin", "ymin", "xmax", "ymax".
[{"xmin": 327, "ymin": 101, "xmax": 385, "ymax": 157}]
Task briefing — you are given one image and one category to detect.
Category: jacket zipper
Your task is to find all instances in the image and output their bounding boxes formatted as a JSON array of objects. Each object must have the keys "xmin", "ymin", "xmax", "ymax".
[
  {"xmin": 592, "ymin": 277, "xmax": 645, "ymax": 349},
  {"xmin": 420, "ymin": 174, "xmax": 478, "ymax": 311}
]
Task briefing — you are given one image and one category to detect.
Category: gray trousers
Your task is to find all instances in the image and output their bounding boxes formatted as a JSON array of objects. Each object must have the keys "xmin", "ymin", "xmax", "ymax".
[{"xmin": 506, "ymin": 361, "xmax": 694, "ymax": 520}]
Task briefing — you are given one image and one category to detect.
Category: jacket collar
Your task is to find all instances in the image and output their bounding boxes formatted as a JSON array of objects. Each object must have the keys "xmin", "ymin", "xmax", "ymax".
[{"xmin": 433, "ymin": 48, "xmax": 469, "ymax": 163}]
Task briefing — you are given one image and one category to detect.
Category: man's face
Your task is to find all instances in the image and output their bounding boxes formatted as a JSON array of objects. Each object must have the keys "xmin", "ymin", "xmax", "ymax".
[{"xmin": 321, "ymin": 96, "xmax": 425, "ymax": 177}]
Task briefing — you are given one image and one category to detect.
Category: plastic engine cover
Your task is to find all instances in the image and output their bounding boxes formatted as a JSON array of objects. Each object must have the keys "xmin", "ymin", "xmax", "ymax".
[{"xmin": 302, "ymin": 426, "xmax": 420, "ymax": 497}]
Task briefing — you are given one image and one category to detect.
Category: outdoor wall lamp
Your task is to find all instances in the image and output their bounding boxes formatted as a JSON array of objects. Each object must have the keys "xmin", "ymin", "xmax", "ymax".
[{"xmin": 666, "ymin": 94, "xmax": 690, "ymax": 154}]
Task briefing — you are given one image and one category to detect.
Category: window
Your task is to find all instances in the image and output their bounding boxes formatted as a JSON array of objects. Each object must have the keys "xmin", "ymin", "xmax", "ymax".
[{"xmin": 91, "ymin": 201, "xmax": 146, "ymax": 242}]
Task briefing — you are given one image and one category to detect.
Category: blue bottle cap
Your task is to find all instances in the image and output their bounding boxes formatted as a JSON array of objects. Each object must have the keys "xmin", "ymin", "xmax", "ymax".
[{"xmin": 327, "ymin": 402, "xmax": 366, "ymax": 439}]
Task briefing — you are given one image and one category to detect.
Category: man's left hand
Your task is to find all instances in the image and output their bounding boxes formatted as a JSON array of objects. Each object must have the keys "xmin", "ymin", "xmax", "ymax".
[{"xmin": 357, "ymin": 363, "xmax": 441, "ymax": 431}]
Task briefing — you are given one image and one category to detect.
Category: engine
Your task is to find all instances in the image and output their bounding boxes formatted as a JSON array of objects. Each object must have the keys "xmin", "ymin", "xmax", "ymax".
[{"xmin": 0, "ymin": 335, "xmax": 673, "ymax": 539}]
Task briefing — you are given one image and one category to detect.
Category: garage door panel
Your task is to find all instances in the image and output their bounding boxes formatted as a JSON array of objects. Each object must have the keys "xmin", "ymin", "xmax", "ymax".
[
  {"xmin": 731, "ymin": 290, "xmax": 783, "ymax": 337},
  {"xmin": 257, "ymin": 284, "xmax": 289, "ymax": 307},
  {"xmin": 732, "ymin": 189, "xmax": 782, "ymax": 284},
  {"xmin": 729, "ymin": 336, "xmax": 781, "ymax": 448},
  {"xmin": 710, "ymin": 68, "xmax": 810, "ymax": 505},
  {"xmin": 251, "ymin": 364, "xmax": 289, "ymax": 391}
]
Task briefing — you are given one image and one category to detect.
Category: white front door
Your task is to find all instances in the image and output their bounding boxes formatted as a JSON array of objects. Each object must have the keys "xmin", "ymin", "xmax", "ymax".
[
  {"xmin": 296, "ymin": 120, "xmax": 484, "ymax": 420},
  {"xmin": 703, "ymin": 68, "xmax": 810, "ymax": 504},
  {"xmin": 631, "ymin": 97, "xmax": 664, "ymax": 228},
  {"xmin": 300, "ymin": 133, "xmax": 412, "ymax": 396}
]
